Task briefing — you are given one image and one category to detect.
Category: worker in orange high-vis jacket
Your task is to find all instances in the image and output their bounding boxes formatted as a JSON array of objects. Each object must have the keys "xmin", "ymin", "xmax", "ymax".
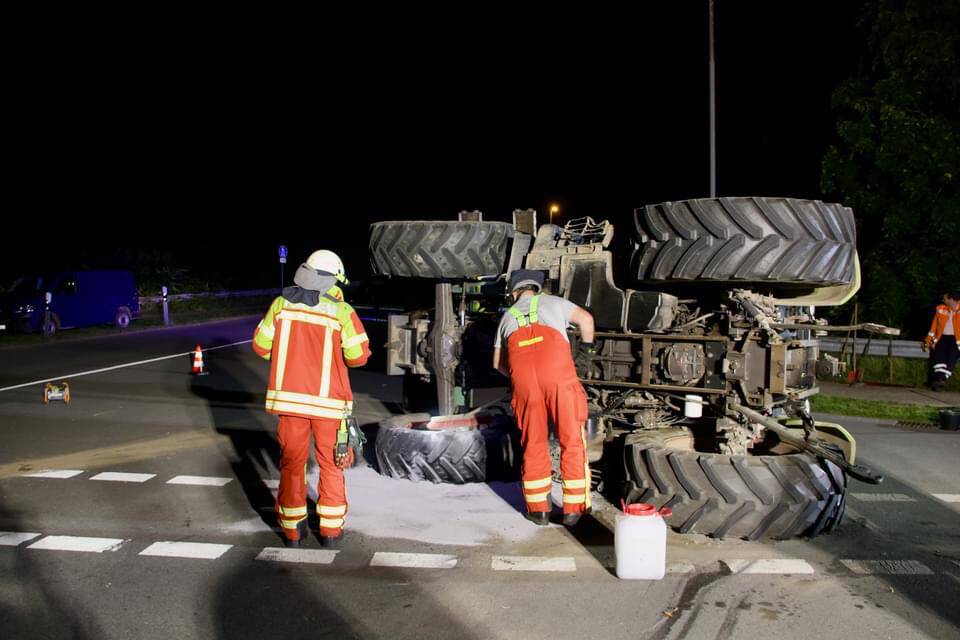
[
  {"xmin": 252, "ymin": 249, "xmax": 371, "ymax": 548},
  {"xmin": 923, "ymin": 290, "xmax": 960, "ymax": 391},
  {"xmin": 492, "ymin": 269, "xmax": 596, "ymax": 527}
]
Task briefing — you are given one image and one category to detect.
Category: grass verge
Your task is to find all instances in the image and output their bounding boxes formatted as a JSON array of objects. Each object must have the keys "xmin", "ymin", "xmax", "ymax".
[{"xmin": 811, "ymin": 394, "xmax": 942, "ymax": 424}]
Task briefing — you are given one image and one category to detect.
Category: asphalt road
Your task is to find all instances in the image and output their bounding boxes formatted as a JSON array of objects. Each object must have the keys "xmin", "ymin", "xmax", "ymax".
[{"xmin": 1, "ymin": 317, "xmax": 958, "ymax": 640}]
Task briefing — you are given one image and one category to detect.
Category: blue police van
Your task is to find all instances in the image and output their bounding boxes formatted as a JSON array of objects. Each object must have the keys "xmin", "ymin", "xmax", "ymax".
[{"xmin": 1, "ymin": 270, "xmax": 140, "ymax": 336}]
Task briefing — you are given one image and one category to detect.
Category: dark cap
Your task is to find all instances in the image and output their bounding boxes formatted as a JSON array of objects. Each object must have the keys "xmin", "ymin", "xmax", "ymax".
[{"xmin": 509, "ymin": 269, "xmax": 545, "ymax": 293}]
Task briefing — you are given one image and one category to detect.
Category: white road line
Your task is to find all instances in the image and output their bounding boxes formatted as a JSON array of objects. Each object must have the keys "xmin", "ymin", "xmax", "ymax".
[
  {"xmin": 256, "ymin": 547, "xmax": 339, "ymax": 564},
  {"xmin": 262, "ymin": 479, "xmax": 280, "ymax": 489},
  {"xmin": 851, "ymin": 493, "xmax": 916, "ymax": 502},
  {"xmin": 841, "ymin": 560, "xmax": 934, "ymax": 575},
  {"xmin": 0, "ymin": 340, "xmax": 253, "ymax": 393},
  {"xmin": 723, "ymin": 559, "xmax": 816, "ymax": 575},
  {"xmin": 491, "ymin": 556, "xmax": 577, "ymax": 572},
  {"xmin": 90, "ymin": 472, "xmax": 156, "ymax": 483},
  {"xmin": 932, "ymin": 494, "xmax": 960, "ymax": 503},
  {"xmin": 140, "ymin": 541, "xmax": 232, "ymax": 559},
  {"xmin": 22, "ymin": 469, "xmax": 84, "ymax": 479},
  {"xmin": 28, "ymin": 536, "xmax": 125, "ymax": 553},
  {"xmin": 0, "ymin": 532, "xmax": 42, "ymax": 546},
  {"xmin": 370, "ymin": 552, "xmax": 458, "ymax": 569},
  {"xmin": 167, "ymin": 475, "xmax": 233, "ymax": 487}
]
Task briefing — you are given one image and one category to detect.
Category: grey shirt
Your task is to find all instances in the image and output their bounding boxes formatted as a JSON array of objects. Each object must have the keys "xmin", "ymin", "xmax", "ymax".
[{"xmin": 495, "ymin": 293, "xmax": 578, "ymax": 348}]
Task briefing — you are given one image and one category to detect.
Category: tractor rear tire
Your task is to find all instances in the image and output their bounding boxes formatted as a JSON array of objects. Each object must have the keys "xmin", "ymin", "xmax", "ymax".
[
  {"xmin": 375, "ymin": 413, "xmax": 519, "ymax": 484},
  {"xmin": 632, "ymin": 197, "xmax": 857, "ymax": 289},
  {"xmin": 369, "ymin": 220, "xmax": 514, "ymax": 279},
  {"xmin": 623, "ymin": 428, "xmax": 847, "ymax": 540}
]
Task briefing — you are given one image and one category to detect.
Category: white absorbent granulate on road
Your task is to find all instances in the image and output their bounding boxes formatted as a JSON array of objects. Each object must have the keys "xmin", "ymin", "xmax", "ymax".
[
  {"xmin": 140, "ymin": 541, "xmax": 232, "ymax": 559},
  {"xmin": 492, "ymin": 556, "xmax": 577, "ymax": 572},
  {"xmin": 22, "ymin": 469, "xmax": 85, "ymax": 479},
  {"xmin": 28, "ymin": 536, "xmax": 125, "ymax": 553},
  {"xmin": 722, "ymin": 559, "xmax": 816, "ymax": 575},
  {"xmin": 840, "ymin": 560, "xmax": 934, "ymax": 575},
  {"xmin": 370, "ymin": 552, "xmax": 458, "ymax": 569},
  {"xmin": 90, "ymin": 472, "xmax": 156, "ymax": 483},
  {"xmin": 256, "ymin": 548, "xmax": 339, "ymax": 564},
  {"xmin": 850, "ymin": 493, "xmax": 916, "ymax": 502},
  {"xmin": 166, "ymin": 475, "xmax": 233, "ymax": 486},
  {"xmin": 0, "ymin": 532, "xmax": 42, "ymax": 546},
  {"xmin": 323, "ymin": 466, "xmax": 546, "ymax": 547}
]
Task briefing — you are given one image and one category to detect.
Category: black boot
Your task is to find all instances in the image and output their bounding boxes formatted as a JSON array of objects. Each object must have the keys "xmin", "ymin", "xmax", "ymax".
[
  {"xmin": 562, "ymin": 513, "xmax": 582, "ymax": 527},
  {"xmin": 283, "ymin": 519, "xmax": 307, "ymax": 548},
  {"xmin": 321, "ymin": 534, "xmax": 343, "ymax": 549},
  {"xmin": 524, "ymin": 511, "xmax": 550, "ymax": 526}
]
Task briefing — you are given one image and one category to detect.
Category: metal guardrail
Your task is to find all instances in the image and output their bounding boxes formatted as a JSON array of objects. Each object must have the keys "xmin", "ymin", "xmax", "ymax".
[
  {"xmin": 819, "ymin": 336, "xmax": 926, "ymax": 360},
  {"xmin": 139, "ymin": 288, "xmax": 280, "ymax": 304}
]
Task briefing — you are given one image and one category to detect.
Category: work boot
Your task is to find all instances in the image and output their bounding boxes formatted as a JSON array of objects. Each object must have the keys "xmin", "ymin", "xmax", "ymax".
[
  {"xmin": 524, "ymin": 511, "xmax": 550, "ymax": 526},
  {"xmin": 320, "ymin": 534, "xmax": 343, "ymax": 549},
  {"xmin": 283, "ymin": 519, "xmax": 308, "ymax": 548},
  {"xmin": 562, "ymin": 513, "xmax": 582, "ymax": 527}
]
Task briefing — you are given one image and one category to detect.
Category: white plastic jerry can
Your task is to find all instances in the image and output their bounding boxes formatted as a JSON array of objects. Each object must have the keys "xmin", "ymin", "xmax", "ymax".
[{"xmin": 615, "ymin": 502, "xmax": 672, "ymax": 580}]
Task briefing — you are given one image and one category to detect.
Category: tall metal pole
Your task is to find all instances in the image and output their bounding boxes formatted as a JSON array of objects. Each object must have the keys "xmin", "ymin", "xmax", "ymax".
[{"xmin": 709, "ymin": 0, "xmax": 717, "ymax": 197}]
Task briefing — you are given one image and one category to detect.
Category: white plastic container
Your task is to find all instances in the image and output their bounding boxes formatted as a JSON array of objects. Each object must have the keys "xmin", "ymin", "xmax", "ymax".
[
  {"xmin": 684, "ymin": 394, "xmax": 703, "ymax": 418},
  {"xmin": 615, "ymin": 502, "xmax": 671, "ymax": 580}
]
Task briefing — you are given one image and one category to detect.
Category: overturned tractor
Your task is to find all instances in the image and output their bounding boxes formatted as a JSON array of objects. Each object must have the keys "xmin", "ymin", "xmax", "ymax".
[{"xmin": 368, "ymin": 197, "xmax": 895, "ymax": 540}]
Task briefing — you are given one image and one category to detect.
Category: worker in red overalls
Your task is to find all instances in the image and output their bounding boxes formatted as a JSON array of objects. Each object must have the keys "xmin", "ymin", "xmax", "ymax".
[
  {"xmin": 253, "ymin": 249, "xmax": 371, "ymax": 548},
  {"xmin": 492, "ymin": 269, "xmax": 596, "ymax": 526}
]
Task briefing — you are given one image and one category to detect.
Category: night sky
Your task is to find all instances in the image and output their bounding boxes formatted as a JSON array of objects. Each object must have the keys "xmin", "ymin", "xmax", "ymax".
[{"xmin": 4, "ymin": 4, "xmax": 865, "ymax": 288}]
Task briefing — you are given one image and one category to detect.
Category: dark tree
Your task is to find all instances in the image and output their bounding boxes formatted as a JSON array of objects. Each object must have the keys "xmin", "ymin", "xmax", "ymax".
[{"xmin": 822, "ymin": 0, "xmax": 959, "ymax": 337}]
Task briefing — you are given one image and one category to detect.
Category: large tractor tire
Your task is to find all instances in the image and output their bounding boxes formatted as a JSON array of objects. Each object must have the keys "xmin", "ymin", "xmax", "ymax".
[
  {"xmin": 623, "ymin": 429, "xmax": 847, "ymax": 540},
  {"xmin": 632, "ymin": 197, "xmax": 857, "ymax": 288},
  {"xmin": 375, "ymin": 413, "xmax": 519, "ymax": 484},
  {"xmin": 370, "ymin": 220, "xmax": 513, "ymax": 278}
]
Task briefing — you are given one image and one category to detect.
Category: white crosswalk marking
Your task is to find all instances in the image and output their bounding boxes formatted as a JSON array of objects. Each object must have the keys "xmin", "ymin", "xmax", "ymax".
[
  {"xmin": 492, "ymin": 556, "xmax": 576, "ymax": 572},
  {"xmin": 166, "ymin": 475, "xmax": 233, "ymax": 487},
  {"xmin": 28, "ymin": 536, "xmax": 125, "ymax": 553},
  {"xmin": 140, "ymin": 542, "xmax": 232, "ymax": 559},
  {"xmin": 370, "ymin": 552, "xmax": 458, "ymax": 569},
  {"xmin": 0, "ymin": 532, "xmax": 42, "ymax": 546},
  {"xmin": 932, "ymin": 494, "xmax": 960, "ymax": 503},
  {"xmin": 256, "ymin": 547, "xmax": 339, "ymax": 564},
  {"xmin": 723, "ymin": 559, "xmax": 815, "ymax": 575},
  {"xmin": 841, "ymin": 560, "xmax": 934, "ymax": 575},
  {"xmin": 851, "ymin": 493, "xmax": 916, "ymax": 502},
  {"xmin": 22, "ymin": 469, "xmax": 85, "ymax": 479},
  {"xmin": 90, "ymin": 472, "xmax": 156, "ymax": 483}
]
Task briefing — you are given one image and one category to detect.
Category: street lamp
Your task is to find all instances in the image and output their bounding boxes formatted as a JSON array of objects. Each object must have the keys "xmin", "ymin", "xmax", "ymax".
[{"xmin": 549, "ymin": 203, "xmax": 560, "ymax": 225}]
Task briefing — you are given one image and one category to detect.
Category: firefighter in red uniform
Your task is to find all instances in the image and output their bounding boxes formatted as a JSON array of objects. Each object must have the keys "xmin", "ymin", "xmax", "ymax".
[
  {"xmin": 253, "ymin": 250, "xmax": 371, "ymax": 547},
  {"xmin": 493, "ymin": 269, "xmax": 596, "ymax": 526}
]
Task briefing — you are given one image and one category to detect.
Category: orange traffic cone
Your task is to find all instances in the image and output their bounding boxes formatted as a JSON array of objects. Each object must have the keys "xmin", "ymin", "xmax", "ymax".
[{"xmin": 192, "ymin": 344, "xmax": 208, "ymax": 376}]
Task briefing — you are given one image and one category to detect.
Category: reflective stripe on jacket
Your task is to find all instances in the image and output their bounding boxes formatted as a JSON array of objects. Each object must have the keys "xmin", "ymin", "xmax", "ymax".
[
  {"xmin": 926, "ymin": 304, "xmax": 960, "ymax": 347},
  {"xmin": 252, "ymin": 287, "xmax": 371, "ymax": 419}
]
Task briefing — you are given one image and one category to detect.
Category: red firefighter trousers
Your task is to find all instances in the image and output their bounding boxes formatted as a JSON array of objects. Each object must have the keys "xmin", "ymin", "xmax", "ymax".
[
  {"xmin": 276, "ymin": 415, "xmax": 348, "ymax": 539},
  {"xmin": 507, "ymin": 324, "xmax": 590, "ymax": 515}
]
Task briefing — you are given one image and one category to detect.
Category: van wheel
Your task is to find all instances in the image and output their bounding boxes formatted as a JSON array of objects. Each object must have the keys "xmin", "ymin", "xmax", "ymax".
[
  {"xmin": 114, "ymin": 306, "xmax": 132, "ymax": 329},
  {"xmin": 42, "ymin": 314, "xmax": 60, "ymax": 337}
]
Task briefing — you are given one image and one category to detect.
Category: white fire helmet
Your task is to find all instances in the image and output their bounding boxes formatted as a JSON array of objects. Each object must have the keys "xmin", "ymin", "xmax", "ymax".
[{"xmin": 305, "ymin": 250, "xmax": 348, "ymax": 284}]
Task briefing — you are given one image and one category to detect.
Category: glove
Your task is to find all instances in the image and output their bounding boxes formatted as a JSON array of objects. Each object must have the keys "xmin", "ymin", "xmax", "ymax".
[
  {"xmin": 921, "ymin": 341, "xmax": 929, "ymax": 353},
  {"xmin": 334, "ymin": 422, "xmax": 352, "ymax": 469},
  {"xmin": 575, "ymin": 341, "xmax": 597, "ymax": 378}
]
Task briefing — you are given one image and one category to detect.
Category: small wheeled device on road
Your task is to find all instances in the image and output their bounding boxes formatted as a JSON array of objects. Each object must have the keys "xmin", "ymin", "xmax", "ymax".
[{"xmin": 43, "ymin": 381, "xmax": 71, "ymax": 404}]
